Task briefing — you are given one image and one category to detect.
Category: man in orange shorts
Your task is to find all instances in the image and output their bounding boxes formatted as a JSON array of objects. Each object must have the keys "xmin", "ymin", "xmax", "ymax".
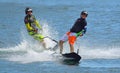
[{"xmin": 59, "ymin": 11, "xmax": 88, "ymax": 54}]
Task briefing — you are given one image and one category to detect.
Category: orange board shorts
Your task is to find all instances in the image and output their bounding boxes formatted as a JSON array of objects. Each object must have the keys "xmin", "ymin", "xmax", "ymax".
[{"xmin": 60, "ymin": 32, "xmax": 77, "ymax": 45}]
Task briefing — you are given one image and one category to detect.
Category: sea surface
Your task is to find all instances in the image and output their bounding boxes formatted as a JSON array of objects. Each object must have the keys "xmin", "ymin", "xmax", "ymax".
[{"xmin": 0, "ymin": 0, "xmax": 120, "ymax": 73}]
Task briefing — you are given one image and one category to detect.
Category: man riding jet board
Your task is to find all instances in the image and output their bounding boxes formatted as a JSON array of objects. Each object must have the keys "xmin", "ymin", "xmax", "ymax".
[
  {"xmin": 59, "ymin": 11, "xmax": 88, "ymax": 65},
  {"xmin": 24, "ymin": 7, "xmax": 58, "ymax": 50}
]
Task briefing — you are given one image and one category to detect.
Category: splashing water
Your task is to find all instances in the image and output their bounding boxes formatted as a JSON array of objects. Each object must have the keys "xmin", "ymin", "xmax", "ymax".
[{"xmin": 0, "ymin": 21, "xmax": 58, "ymax": 63}]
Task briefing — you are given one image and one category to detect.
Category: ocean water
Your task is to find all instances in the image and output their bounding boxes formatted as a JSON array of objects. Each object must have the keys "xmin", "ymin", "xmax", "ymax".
[{"xmin": 0, "ymin": 0, "xmax": 120, "ymax": 73}]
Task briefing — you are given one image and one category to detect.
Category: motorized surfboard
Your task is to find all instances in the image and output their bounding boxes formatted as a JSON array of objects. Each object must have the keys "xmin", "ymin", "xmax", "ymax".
[{"xmin": 62, "ymin": 52, "xmax": 81, "ymax": 65}]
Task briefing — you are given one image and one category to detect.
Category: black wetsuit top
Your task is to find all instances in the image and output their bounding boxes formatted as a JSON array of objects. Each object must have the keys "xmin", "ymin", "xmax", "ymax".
[
  {"xmin": 70, "ymin": 18, "xmax": 87, "ymax": 33},
  {"xmin": 24, "ymin": 15, "xmax": 36, "ymax": 25}
]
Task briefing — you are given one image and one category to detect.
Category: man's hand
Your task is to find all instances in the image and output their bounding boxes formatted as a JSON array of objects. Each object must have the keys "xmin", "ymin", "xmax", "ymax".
[
  {"xmin": 79, "ymin": 34, "xmax": 83, "ymax": 37},
  {"xmin": 33, "ymin": 29, "xmax": 38, "ymax": 33}
]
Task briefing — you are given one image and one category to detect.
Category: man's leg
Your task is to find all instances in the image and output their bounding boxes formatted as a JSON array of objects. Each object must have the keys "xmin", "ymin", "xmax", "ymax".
[
  {"xmin": 69, "ymin": 44, "xmax": 74, "ymax": 53},
  {"xmin": 59, "ymin": 33, "xmax": 68, "ymax": 54},
  {"xmin": 68, "ymin": 35, "xmax": 76, "ymax": 53},
  {"xmin": 59, "ymin": 40, "xmax": 64, "ymax": 54},
  {"xmin": 33, "ymin": 33, "xmax": 47, "ymax": 48},
  {"xmin": 42, "ymin": 39, "xmax": 47, "ymax": 49}
]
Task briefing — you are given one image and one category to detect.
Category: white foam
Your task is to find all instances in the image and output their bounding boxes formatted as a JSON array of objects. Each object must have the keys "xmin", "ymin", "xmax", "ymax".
[
  {"xmin": 1, "ymin": 39, "xmax": 120, "ymax": 64},
  {"xmin": 8, "ymin": 50, "xmax": 55, "ymax": 63},
  {"xmin": 78, "ymin": 47, "xmax": 120, "ymax": 59},
  {"xmin": 0, "ymin": 39, "xmax": 56, "ymax": 63}
]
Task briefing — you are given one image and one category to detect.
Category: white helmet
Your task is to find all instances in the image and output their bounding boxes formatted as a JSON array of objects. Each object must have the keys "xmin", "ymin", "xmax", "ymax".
[{"xmin": 25, "ymin": 7, "xmax": 32, "ymax": 14}]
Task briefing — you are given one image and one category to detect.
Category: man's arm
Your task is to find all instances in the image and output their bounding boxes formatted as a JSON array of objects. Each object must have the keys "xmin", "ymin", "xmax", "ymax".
[
  {"xmin": 35, "ymin": 20, "xmax": 42, "ymax": 30},
  {"xmin": 24, "ymin": 17, "xmax": 33, "ymax": 31},
  {"xmin": 32, "ymin": 16, "xmax": 42, "ymax": 30}
]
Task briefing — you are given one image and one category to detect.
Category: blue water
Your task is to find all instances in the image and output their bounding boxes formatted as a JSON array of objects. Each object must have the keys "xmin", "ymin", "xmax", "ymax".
[{"xmin": 0, "ymin": 0, "xmax": 120, "ymax": 73}]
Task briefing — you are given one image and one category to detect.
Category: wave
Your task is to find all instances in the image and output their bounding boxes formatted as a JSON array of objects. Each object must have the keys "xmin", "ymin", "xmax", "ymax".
[
  {"xmin": 0, "ymin": 40, "xmax": 120, "ymax": 64},
  {"xmin": 0, "ymin": 41, "xmax": 120, "ymax": 64},
  {"xmin": 79, "ymin": 47, "xmax": 120, "ymax": 59}
]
